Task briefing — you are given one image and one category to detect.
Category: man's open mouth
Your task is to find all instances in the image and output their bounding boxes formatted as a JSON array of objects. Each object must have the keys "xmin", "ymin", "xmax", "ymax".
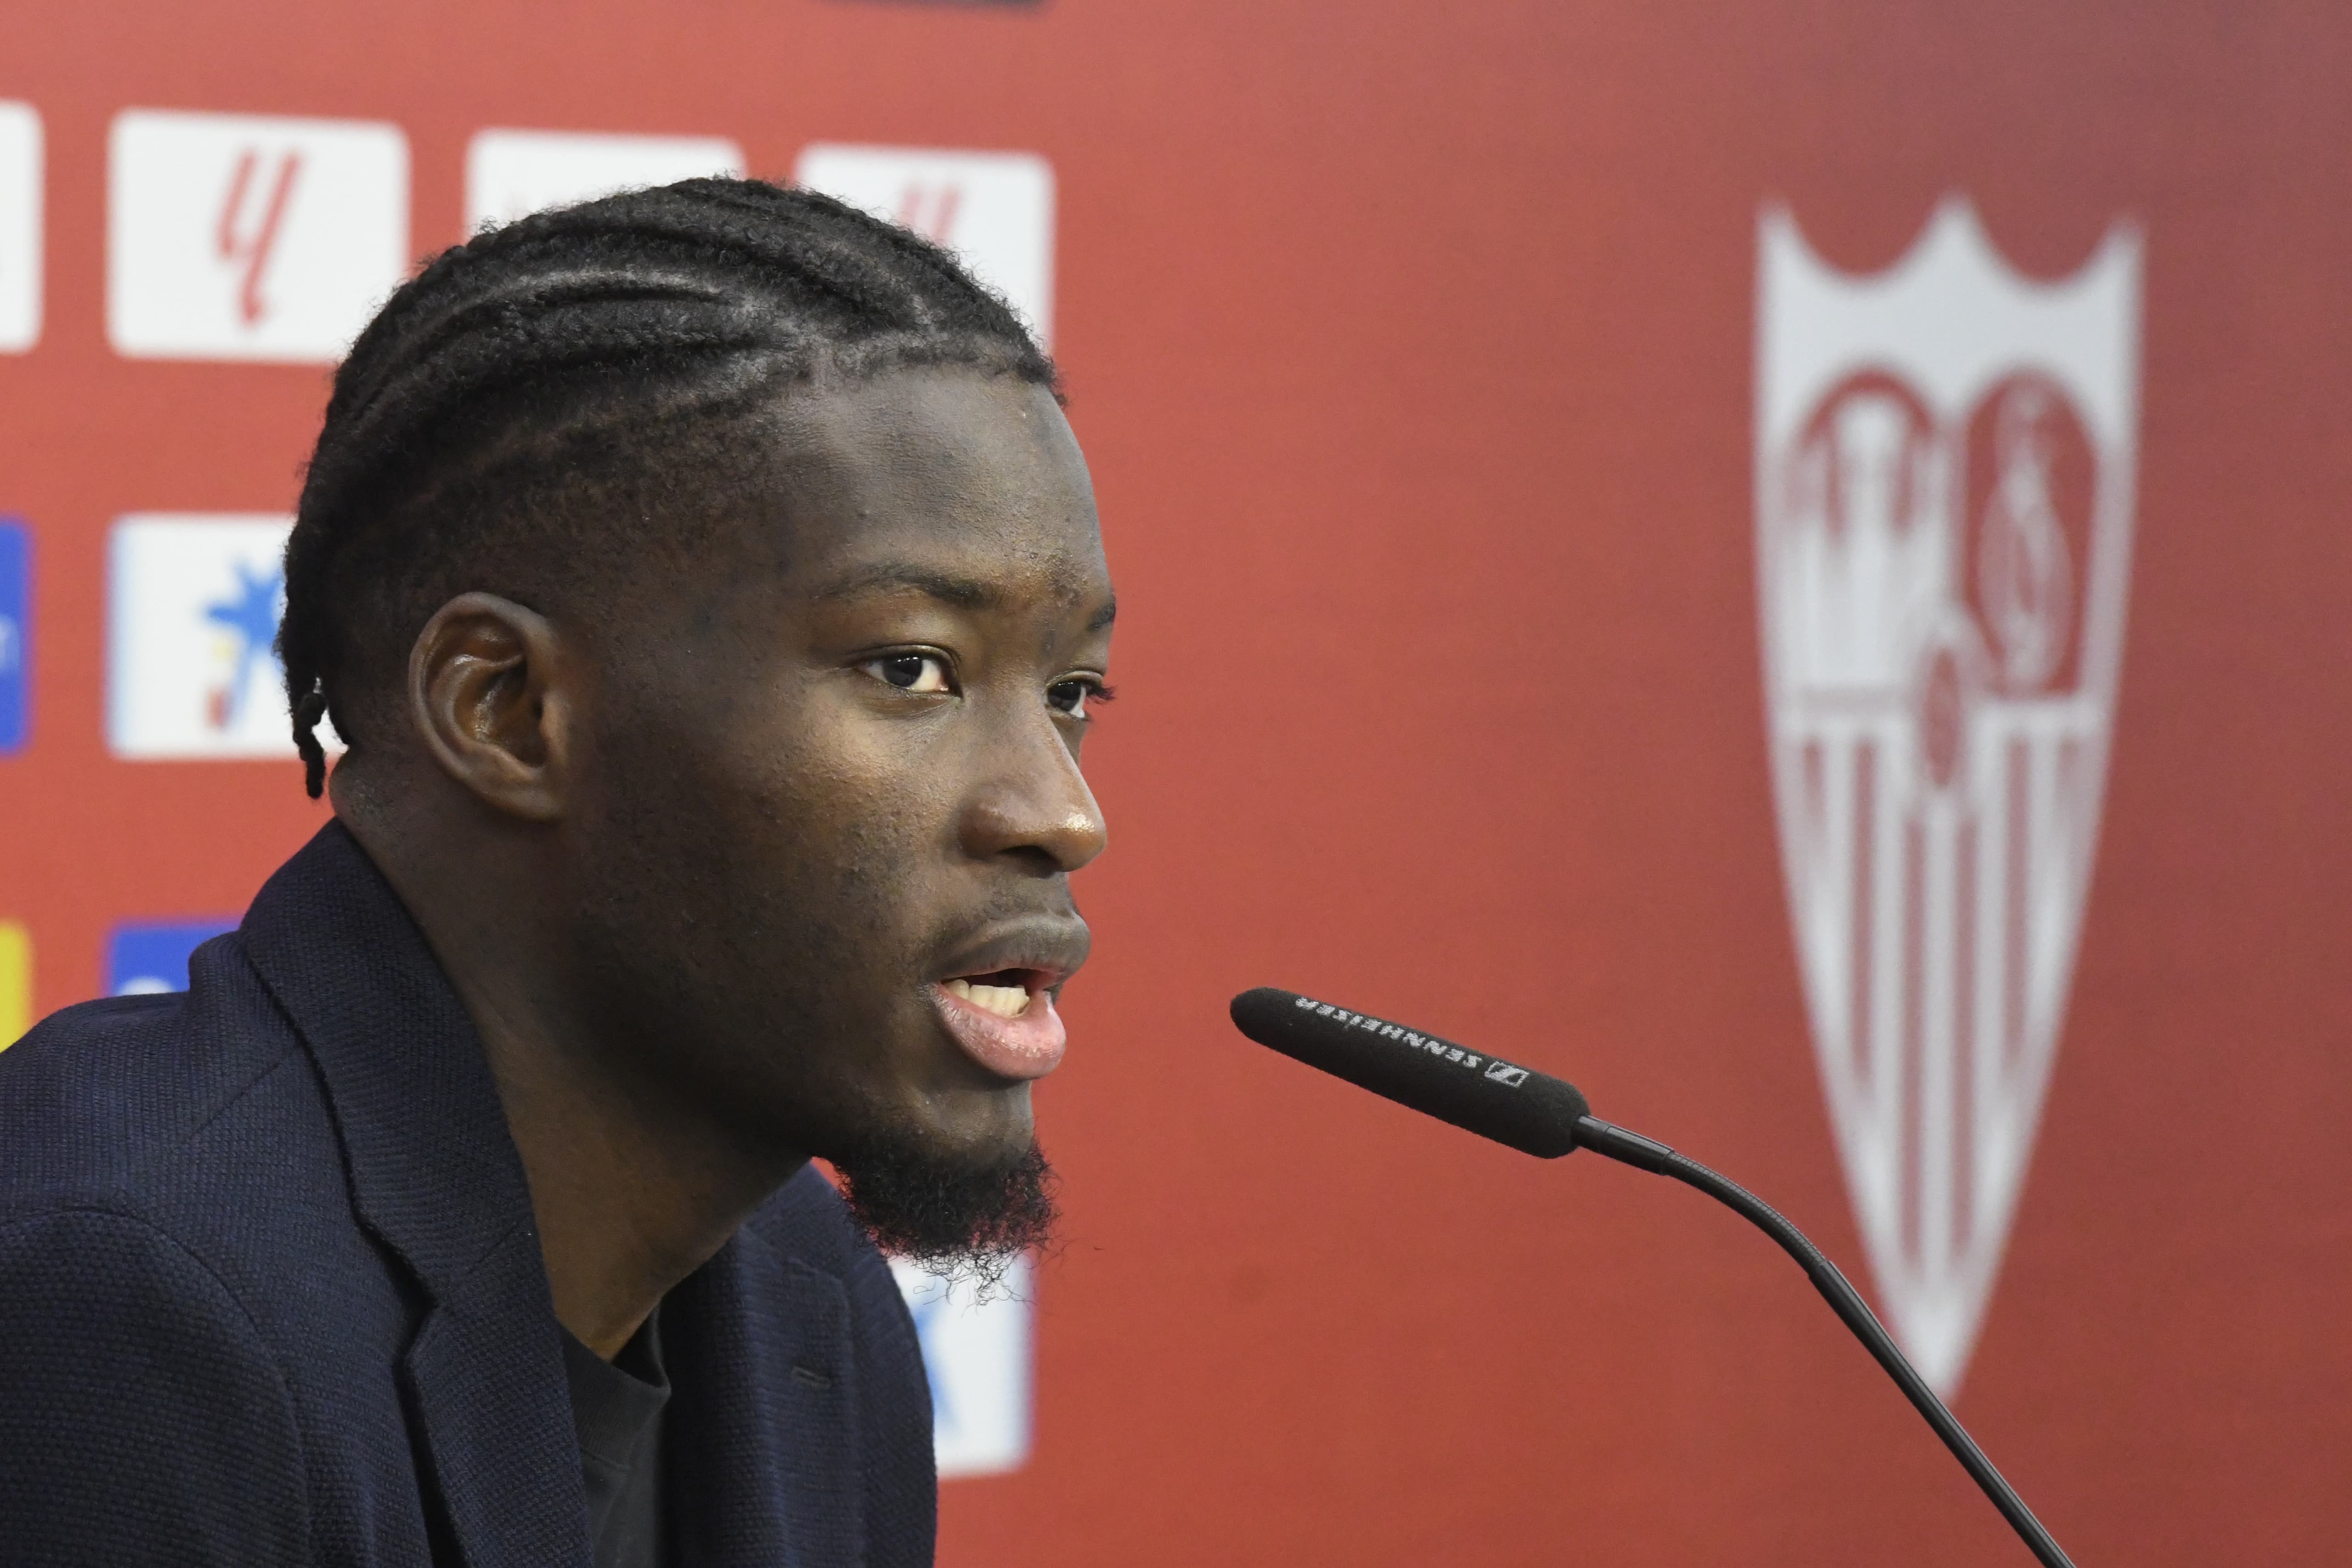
[
  {"xmin": 939, "ymin": 970, "xmax": 1040, "ymax": 1020},
  {"xmin": 930, "ymin": 967, "xmax": 1067, "ymax": 1081}
]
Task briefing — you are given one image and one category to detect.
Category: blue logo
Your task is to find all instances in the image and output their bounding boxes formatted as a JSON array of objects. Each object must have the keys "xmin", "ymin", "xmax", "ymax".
[
  {"xmin": 0, "ymin": 520, "xmax": 29, "ymax": 753},
  {"xmin": 107, "ymin": 918, "xmax": 238, "ymax": 995}
]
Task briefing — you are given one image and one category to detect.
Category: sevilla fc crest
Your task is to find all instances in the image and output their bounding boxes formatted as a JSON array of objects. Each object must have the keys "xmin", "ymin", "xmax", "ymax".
[{"xmin": 1755, "ymin": 199, "xmax": 2142, "ymax": 1394}]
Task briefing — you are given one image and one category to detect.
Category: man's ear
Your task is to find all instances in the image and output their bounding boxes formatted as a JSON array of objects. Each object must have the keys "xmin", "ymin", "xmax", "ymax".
[{"xmin": 407, "ymin": 593, "xmax": 572, "ymax": 821}]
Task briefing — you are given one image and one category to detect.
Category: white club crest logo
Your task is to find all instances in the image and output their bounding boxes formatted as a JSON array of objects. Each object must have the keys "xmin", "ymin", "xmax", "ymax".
[{"xmin": 1755, "ymin": 199, "xmax": 2142, "ymax": 1394}]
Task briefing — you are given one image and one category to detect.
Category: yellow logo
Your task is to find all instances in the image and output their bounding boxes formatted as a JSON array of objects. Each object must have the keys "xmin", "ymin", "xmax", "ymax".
[{"xmin": 0, "ymin": 922, "xmax": 30, "ymax": 1050}]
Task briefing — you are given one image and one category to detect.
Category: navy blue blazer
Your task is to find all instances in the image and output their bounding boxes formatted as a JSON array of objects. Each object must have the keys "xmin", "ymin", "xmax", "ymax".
[{"xmin": 0, "ymin": 822, "xmax": 935, "ymax": 1566}]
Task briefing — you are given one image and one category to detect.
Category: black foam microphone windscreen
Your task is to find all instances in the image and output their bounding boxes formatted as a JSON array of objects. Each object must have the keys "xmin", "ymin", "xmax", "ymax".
[{"xmin": 1229, "ymin": 987, "xmax": 1588, "ymax": 1157}]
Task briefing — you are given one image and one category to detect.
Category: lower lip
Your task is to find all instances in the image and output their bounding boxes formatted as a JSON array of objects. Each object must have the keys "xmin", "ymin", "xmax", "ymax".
[{"xmin": 930, "ymin": 981, "xmax": 1067, "ymax": 1081}]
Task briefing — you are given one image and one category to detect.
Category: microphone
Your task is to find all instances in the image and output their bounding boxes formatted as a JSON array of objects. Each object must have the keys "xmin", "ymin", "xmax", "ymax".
[
  {"xmin": 1227, "ymin": 985, "xmax": 1589, "ymax": 1156},
  {"xmin": 1230, "ymin": 986, "xmax": 2076, "ymax": 1568}
]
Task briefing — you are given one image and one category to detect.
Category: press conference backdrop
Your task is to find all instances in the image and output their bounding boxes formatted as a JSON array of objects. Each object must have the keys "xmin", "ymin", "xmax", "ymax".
[{"xmin": 0, "ymin": 2, "xmax": 2344, "ymax": 1562}]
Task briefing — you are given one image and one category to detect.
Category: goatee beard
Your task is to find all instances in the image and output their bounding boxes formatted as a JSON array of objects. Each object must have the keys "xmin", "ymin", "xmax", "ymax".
[{"xmin": 834, "ymin": 1139, "xmax": 1058, "ymax": 1291}]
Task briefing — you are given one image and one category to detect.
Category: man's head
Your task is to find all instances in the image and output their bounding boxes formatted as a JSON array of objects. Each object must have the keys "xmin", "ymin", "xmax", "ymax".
[{"xmin": 280, "ymin": 180, "xmax": 1111, "ymax": 1271}]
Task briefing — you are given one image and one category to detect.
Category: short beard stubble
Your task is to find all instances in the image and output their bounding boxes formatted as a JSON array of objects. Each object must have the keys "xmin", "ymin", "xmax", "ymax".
[{"xmin": 834, "ymin": 1138, "xmax": 1059, "ymax": 1290}]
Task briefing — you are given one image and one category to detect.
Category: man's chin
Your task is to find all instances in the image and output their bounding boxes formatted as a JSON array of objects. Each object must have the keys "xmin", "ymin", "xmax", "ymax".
[{"xmin": 832, "ymin": 1137, "xmax": 1058, "ymax": 1289}]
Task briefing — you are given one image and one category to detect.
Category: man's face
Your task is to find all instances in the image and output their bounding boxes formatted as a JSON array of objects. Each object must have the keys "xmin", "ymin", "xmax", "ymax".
[{"xmin": 561, "ymin": 367, "xmax": 1111, "ymax": 1251}]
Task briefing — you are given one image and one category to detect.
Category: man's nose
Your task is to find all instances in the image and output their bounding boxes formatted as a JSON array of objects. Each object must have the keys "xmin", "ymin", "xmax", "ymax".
[{"xmin": 956, "ymin": 709, "xmax": 1108, "ymax": 875}]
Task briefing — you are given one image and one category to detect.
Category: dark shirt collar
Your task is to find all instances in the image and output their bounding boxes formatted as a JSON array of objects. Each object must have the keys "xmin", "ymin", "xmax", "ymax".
[
  {"xmin": 563, "ymin": 1308, "xmax": 672, "ymax": 1567},
  {"xmin": 562, "ymin": 1309, "xmax": 671, "ymax": 1473}
]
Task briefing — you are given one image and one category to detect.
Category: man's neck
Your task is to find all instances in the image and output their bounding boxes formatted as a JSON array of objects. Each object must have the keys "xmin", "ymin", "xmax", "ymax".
[{"xmin": 342, "ymin": 801, "xmax": 804, "ymax": 1359}]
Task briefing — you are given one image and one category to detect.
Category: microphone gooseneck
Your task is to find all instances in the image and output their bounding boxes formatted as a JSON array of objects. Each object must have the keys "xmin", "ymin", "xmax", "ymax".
[{"xmin": 1229, "ymin": 986, "xmax": 2077, "ymax": 1568}]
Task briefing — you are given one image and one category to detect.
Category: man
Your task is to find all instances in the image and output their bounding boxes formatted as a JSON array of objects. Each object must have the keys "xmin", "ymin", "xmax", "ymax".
[{"xmin": 0, "ymin": 180, "xmax": 1113, "ymax": 1566}]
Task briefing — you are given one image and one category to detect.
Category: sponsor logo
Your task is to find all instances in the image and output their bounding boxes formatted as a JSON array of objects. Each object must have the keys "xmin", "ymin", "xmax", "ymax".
[
  {"xmin": 107, "ymin": 514, "xmax": 335, "ymax": 759},
  {"xmin": 0, "ymin": 102, "xmax": 41, "ymax": 353},
  {"xmin": 0, "ymin": 921, "xmax": 29, "ymax": 1049},
  {"xmin": 0, "ymin": 519, "xmax": 28, "ymax": 753},
  {"xmin": 108, "ymin": 109, "xmax": 408, "ymax": 363},
  {"xmin": 464, "ymin": 128, "xmax": 746, "ymax": 233},
  {"xmin": 794, "ymin": 144, "xmax": 1055, "ymax": 343},
  {"xmin": 108, "ymin": 919, "xmax": 238, "ymax": 995},
  {"xmin": 1291, "ymin": 992, "xmax": 1516, "ymax": 1079},
  {"xmin": 1755, "ymin": 198, "xmax": 2141, "ymax": 1394},
  {"xmin": 890, "ymin": 1256, "xmax": 1032, "ymax": 1477}
]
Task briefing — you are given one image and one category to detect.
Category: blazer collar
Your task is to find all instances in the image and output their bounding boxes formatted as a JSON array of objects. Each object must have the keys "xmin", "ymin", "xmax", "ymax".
[
  {"xmin": 238, "ymin": 820, "xmax": 592, "ymax": 1568},
  {"xmin": 241, "ymin": 819, "xmax": 542, "ymax": 1298}
]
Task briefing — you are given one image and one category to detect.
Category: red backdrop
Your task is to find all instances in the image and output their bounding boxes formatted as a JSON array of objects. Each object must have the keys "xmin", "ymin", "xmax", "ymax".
[{"xmin": 3, "ymin": 1, "xmax": 2347, "ymax": 1562}]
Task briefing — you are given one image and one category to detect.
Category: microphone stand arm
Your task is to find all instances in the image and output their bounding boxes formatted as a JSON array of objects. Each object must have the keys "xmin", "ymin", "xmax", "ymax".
[{"xmin": 1572, "ymin": 1115, "xmax": 2077, "ymax": 1568}]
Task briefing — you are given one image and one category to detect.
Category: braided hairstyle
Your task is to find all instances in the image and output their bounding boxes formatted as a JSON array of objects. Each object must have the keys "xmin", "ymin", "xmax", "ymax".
[{"xmin": 278, "ymin": 177, "xmax": 1058, "ymax": 798}]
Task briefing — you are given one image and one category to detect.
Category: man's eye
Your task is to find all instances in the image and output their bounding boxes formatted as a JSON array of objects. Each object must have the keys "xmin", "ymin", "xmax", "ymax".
[
  {"xmin": 1047, "ymin": 678, "xmax": 1112, "ymax": 718},
  {"xmin": 863, "ymin": 653, "xmax": 954, "ymax": 694}
]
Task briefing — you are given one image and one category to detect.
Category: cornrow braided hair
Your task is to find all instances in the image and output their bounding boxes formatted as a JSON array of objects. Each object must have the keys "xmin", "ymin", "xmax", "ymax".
[{"xmin": 278, "ymin": 176, "xmax": 1057, "ymax": 798}]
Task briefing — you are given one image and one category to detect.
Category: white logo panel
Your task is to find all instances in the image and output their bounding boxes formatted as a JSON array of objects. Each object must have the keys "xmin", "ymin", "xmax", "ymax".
[
  {"xmin": 794, "ymin": 144, "xmax": 1054, "ymax": 344},
  {"xmin": 109, "ymin": 514, "xmax": 313, "ymax": 759},
  {"xmin": 891, "ymin": 1257, "xmax": 1033, "ymax": 1478},
  {"xmin": 465, "ymin": 128, "xmax": 746, "ymax": 233},
  {"xmin": 0, "ymin": 102, "xmax": 41, "ymax": 353},
  {"xmin": 108, "ymin": 110, "xmax": 408, "ymax": 363},
  {"xmin": 1756, "ymin": 198, "xmax": 2142, "ymax": 1395}
]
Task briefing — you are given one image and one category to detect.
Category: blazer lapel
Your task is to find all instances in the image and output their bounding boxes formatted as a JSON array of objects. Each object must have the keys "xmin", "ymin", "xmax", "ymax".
[
  {"xmin": 667, "ymin": 1227, "xmax": 863, "ymax": 1568},
  {"xmin": 400, "ymin": 1240, "xmax": 588, "ymax": 1568},
  {"xmin": 239, "ymin": 823, "xmax": 591, "ymax": 1568}
]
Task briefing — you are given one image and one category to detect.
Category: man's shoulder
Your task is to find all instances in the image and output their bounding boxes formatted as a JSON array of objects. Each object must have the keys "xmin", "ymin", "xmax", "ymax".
[
  {"xmin": 0, "ymin": 926, "xmax": 454, "ymax": 1529},
  {"xmin": 0, "ymin": 933, "xmax": 332, "ymax": 1223}
]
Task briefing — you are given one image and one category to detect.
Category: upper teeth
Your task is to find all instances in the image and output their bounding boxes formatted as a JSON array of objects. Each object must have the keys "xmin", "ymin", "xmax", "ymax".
[{"xmin": 945, "ymin": 977, "xmax": 1030, "ymax": 1019}]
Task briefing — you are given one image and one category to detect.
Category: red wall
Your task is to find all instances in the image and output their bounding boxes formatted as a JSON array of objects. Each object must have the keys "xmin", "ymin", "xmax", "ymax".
[{"xmin": 3, "ymin": 1, "xmax": 2347, "ymax": 1562}]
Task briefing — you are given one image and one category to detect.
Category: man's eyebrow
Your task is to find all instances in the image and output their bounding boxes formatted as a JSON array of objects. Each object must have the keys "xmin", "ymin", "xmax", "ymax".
[
  {"xmin": 816, "ymin": 565, "xmax": 1118, "ymax": 632},
  {"xmin": 814, "ymin": 564, "xmax": 1001, "ymax": 610}
]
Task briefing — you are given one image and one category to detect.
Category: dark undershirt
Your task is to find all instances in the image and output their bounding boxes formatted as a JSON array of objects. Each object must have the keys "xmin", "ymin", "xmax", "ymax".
[{"xmin": 560, "ymin": 1307, "xmax": 670, "ymax": 1568}]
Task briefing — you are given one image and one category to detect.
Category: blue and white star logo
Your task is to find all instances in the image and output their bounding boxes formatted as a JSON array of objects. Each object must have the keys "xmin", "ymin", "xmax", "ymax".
[
  {"xmin": 108, "ymin": 514, "xmax": 304, "ymax": 759},
  {"xmin": 203, "ymin": 560, "xmax": 284, "ymax": 730}
]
